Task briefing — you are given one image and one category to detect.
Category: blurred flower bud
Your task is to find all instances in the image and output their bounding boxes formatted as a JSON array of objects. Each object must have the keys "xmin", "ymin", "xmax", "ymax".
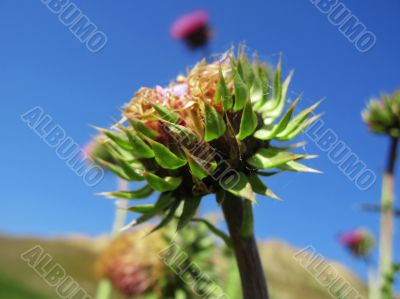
[
  {"xmin": 339, "ymin": 229, "xmax": 374, "ymax": 258},
  {"xmin": 362, "ymin": 89, "xmax": 400, "ymax": 138},
  {"xmin": 95, "ymin": 227, "xmax": 166, "ymax": 297},
  {"xmin": 82, "ymin": 135, "xmax": 115, "ymax": 166}
]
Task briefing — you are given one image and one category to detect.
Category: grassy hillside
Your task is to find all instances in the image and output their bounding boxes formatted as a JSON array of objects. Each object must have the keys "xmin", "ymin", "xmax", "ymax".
[
  {"xmin": 0, "ymin": 235, "xmax": 96, "ymax": 299},
  {"xmin": 259, "ymin": 241, "xmax": 368, "ymax": 299},
  {"xmin": 0, "ymin": 234, "xmax": 368, "ymax": 299}
]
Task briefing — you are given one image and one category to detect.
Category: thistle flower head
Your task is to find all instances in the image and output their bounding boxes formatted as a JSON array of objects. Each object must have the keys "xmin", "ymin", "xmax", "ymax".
[
  {"xmin": 362, "ymin": 89, "xmax": 400, "ymax": 137},
  {"xmin": 96, "ymin": 48, "xmax": 320, "ymax": 234},
  {"xmin": 95, "ymin": 227, "xmax": 166, "ymax": 297},
  {"xmin": 171, "ymin": 10, "xmax": 211, "ymax": 49},
  {"xmin": 339, "ymin": 229, "xmax": 374, "ymax": 258}
]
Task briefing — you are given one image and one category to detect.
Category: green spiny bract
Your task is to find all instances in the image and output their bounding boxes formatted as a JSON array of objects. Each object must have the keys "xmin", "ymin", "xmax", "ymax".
[
  {"xmin": 362, "ymin": 89, "xmax": 400, "ymax": 137},
  {"xmin": 95, "ymin": 48, "xmax": 321, "ymax": 235},
  {"xmin": 83, "ymin": 135, "xmax": 116, "ymax": 166}
]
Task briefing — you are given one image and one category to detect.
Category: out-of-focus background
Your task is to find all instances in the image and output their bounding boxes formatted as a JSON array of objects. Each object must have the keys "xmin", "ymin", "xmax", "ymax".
[{"xmin": 1, "ymin": 1, "xmax": 399, "ymax": 298}]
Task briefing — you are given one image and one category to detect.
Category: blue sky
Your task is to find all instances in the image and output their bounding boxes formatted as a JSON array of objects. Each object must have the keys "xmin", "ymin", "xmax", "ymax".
[{"xmin": 1, "ymin": 0, "xmax": 400, "ymax": 285}]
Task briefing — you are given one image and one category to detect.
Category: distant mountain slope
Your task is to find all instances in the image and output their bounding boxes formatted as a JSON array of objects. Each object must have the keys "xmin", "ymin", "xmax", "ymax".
[
  {"xmin": 0, "ymin": 235, "xmax": 101, "ymax": 299},
  {"xmin": 0, "ymin": 235, "xmax": 368, "ymax": 299},
  {"xmin": 259, "ymin": 241, "xmax": 368, "ymax": 299}
]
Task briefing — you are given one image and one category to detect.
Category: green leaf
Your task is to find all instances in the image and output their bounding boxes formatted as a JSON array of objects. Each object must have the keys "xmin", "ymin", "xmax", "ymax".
[
  {"xmin": 101, "ymin": 129, "xmax": 132, "ymax": 151},
  {"xmin": 273, "ymin": 59, "xmax": 282, "ymax": 106},
  {"xmin": 111, "ymin": 144, "xmax": 137, "ymax": 162},
  {"xmin": 204, "ymin": 102, "xmax": 226, "ymax": 141},
  {"xmin": 152, "ymin": 192, "xmax": 177, "ymax": 213},
  {"xmin": 236, "ymin": 58, "xmax": 245, "ymax": 80},
  {"xmin": 275, "ymin": 141, "xmax": 306, "ymax": 150},
  {"xmin": 192, "ymin": 218, "xmax": 232, "ymax": 248},
  {"xmin": 122, "ymin": 193, "xmax": 176, "ymax": 229},
  {"xmin": 163, "ymin": 121, "xmax": 198, "ymax": 144},
  {"xmin": 219, "ymin": 171, "xmax": 255, "ymax": 202},
  {"xmin": 145, "ymin": 173, "xmax": 182, "ymax": 192},
  {"xmin": 278, "ymin": 113, "xmax": 323, "ymax": 141},
  {"xmin": 186, "ymin": 154, "xmax": 209, "ymax": 180},
  {"xmin": 240, "ymin": 200, "xmax": 254, "ymax": 237},
  {"xmin": 127, "ymin": 204, "xmax": 155, "ymax": 214},
  {"xmin": 240, "ymin": 54, "xmax": 255, "ymax": 85},
  {"xmin": 279, "ymin": 161, "xmax": 321, "ymax": 173},
  {"xmin": 101, "ymin": 142, "xmax": 144, "ymax": 179},
  {"xmin": 273, "ymin": 96, "xmax": 300, "ymax": 133},
  {"xmin": 124, "ymin": 129, "xmax": 154, "ymax": 158},
  {"xmin": 214, "ymin": 69, "xmax": 232, "ymax": 110},
  {"xmin": 274, "ymin": 71, "xmax": 292, "ymax": 117},
  {"xmin": 255, "ymin": 96, "xmax": 300, "ymax": 140},
  {"xmin": 152, "ymin": 142, "xmax": 187, "ymax": 169},
  {"xmin": 261, "ymin": 68, "xmax": 293, "ymax": 124},
  {"xmin": 100, "ymin": 185, "xmax": 154, "ymax": 200},
  {"xmin": 113, "ymin": 158, "xmax": 144, "ymax": 181},
  {"xmin": 238, "ymin": 99, "xmax": 258, "ymax": 140},
  {"xmin": 253, "ymin": 66, "xmax": 271, "ymax": 111},
  {"xmin": 253, "ymin": 125, "xmax": 274, "ymax": 140},
  {"xmin": 149, "ymin": 199, "xmax": 181, "ymax": 234},
  {"xmin": 250, "ymin": 72, "xmax": 264, "ymax": 105},
  {"xmin": 256, "ymin": 171, "xmax": 281, "ymax": 177},
  {"xmin": 93, "ymin": 157, "xmax": 130, "ymax": 180},
  {"xmin": 247, "ymin": 147, "xmax": 305, "ymax": 170},
  {"xmin": 128, "ymin": 118, "xmax": 160, "ymax": 139},
  {"xmin": 258, "ymin": 59, "xmax": 282, "ymax": 114},
  {"xmin": 177, "ymin": 197, "xmax": 202, "ymax": 230},
  {"xmin": 248, "ymin": 174, "xmax": 281, "ymax": 200},
  {"xmin": 276, "ymin": 101, "xmax": 322, "ymax": 140},
  {"xmin": 233, "ymin": 72, "xmax": 249, "ymax": 112},
  {"xmin": 154, "ymin": 104, "xmax": 179, "ymax": 123}
]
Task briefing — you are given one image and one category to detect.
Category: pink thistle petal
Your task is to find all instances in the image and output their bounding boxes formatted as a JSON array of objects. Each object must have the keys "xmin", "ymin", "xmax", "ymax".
[
  {"xmin": 171, "ymin": 10, "xmax": 209, "ymax": 39},
  {"xmin": 339, "ymin": 231, "xmax": 362, "ymax": 247}
]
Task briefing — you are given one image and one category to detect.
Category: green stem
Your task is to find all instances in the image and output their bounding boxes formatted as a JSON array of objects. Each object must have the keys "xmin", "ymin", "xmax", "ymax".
[
  {"xmin": 95, "ymin": 279, "xmax": 112, "ymax": 299},
  {"xmin": 221, "ymin": 194, "xmax": 269, "ymax": 299},
  {"xmin": 378, "ymin": 137, "xmax": 398, "ymax": 298},
  {"xmin": 364, "ymin": 257, "xmax": 377, "ymax": 299},
  {"xmin": 95, "ymin": 178, "xmax": 129, "ymax": 299},
  {"xmin": 112, "ymin": 179, "xmax": 129, "ymax": 235}
]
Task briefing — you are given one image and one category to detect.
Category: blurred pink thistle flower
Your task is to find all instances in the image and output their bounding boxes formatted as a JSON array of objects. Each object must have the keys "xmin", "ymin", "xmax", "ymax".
[
  {"xmin": 170, "ymin": 10, "xmax": 211, "ymax": 49},
  {"xmin": 339, "ymin": 229, "xmax": 374, "ymax": 258}
]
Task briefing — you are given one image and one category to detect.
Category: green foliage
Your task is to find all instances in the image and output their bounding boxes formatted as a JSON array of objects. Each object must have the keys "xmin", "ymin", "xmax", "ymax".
[
  {"xmin": 100, "ymin": 185, "xmax": 154, "ymax": 200},
  {"xmin": 214, "ymin": 68, "xmax": 232, "ymax": 109},
  {"xmin": 381, "ymin": 263, "xmax": 400, "ymax": 299},
  {"xmin": 238, "ymin": 99, "xmax": 258, "ymax": 140},
  {"xmin": 145, "ymin": 174, "xmax": 182, "ymax": 192},
  {"xmin": 204, "ymin": 101, "xmax": 227, "ymax": 141},
  {"xmin": 219, "ymin": 172, "xmax": 255, "ymax": 202},
  {"xmin": 124, "ymin": 129, "xmax": 155, "ymax": 158},
  {"xmin": 151, "ymin": 142, "xmax": 187, "ymax": 169},
  {"xmin": 247, "ymin": 147, "xmax": 310, "ymax": 170}
]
